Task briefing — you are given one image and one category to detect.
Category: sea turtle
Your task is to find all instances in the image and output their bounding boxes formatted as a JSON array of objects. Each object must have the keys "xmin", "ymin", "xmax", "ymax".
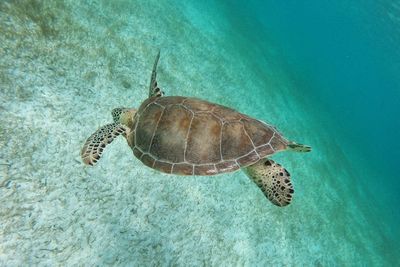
[{"xmin": 81, "ymin": 52, "xmax": 311, "ymax": 207}]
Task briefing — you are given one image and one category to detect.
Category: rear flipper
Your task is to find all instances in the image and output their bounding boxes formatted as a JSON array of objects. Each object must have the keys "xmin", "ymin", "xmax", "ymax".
[
  {"xmin": 288, "ymin": 142, "xmax": 311, "ymax": 152},
  {"xmin": 81, "ymin": 123, "xmax": 127, "ymax": 166},
  {"xmin": 244, "ymin": 159, "xmax": 294, "ymax": 207}
]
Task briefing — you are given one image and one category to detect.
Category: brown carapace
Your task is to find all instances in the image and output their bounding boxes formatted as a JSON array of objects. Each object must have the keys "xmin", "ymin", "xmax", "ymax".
[{"xmin": 130, "ymin": 96, "xmax": 288, "ymax": 176}]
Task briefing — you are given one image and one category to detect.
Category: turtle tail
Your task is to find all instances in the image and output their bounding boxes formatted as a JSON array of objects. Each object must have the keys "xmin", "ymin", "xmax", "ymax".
[{"xmin": 287, "ymin": 142, "xmax": 311, "ymax": 152}]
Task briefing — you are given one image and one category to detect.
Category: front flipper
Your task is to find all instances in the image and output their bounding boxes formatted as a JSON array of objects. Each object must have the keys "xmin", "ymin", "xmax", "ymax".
[
  {"xmin": 81, "ymin": 123, "xmax": 127, "ymax": 166},
  {"xmin": 244, "ymin": 159, "xmax": 294, "ymax": 207},
  {"xmin": 148, "ymin": 50, "xmax": 164, "ymax": 98}
]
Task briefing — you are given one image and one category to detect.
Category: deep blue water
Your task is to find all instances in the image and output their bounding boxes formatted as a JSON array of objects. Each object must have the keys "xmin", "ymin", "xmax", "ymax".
[
  {"xmin": 225, "ymin": 0, "xmax": 400, "ymax": 262},
  {"xmin": 249, "ymin": 1, "xmax": 400, "ymax": 174}
]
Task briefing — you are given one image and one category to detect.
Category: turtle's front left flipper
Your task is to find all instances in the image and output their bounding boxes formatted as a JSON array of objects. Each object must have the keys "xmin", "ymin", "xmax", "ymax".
[
  {"xmin": 81, "ymin": 123, "xmax": 127, "ymax": 166},
  {"xmin": 244, "ymin": 159, "xmax": 294, "ymax": 207},
  {"xmin": 148, "ymin": 50, "xmax": 164, "ymax": 98}
]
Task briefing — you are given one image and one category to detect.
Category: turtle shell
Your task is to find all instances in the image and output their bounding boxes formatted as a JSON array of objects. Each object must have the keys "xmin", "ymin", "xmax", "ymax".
[{"xmin": 129, "ymin": 96, "xmax": 288, "ymax": 175}]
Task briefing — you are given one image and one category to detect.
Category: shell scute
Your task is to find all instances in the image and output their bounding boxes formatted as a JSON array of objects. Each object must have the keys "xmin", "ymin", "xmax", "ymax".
[
  {"xmin": 221, "ymin": 122, "xmax": 254, "ymax": 160},
  {"xmin": 156, "ymin": 96, "xmax": 186, "ymax": 106},
  {"xmin": 141, "ymin": 154, "xmax": 155, "ymax": 168},
  {"xmin": 150, "ymin": 105, "xmax": 192, "ymax": 162},
  {"xmin": 237, "ymin": 151, "xmax": 259, "ymax": 167},
  {"xmin": 153, "ymin": 160, "xmax": 172, "ymax": 173},
  {"xmin": 212, "ymin": 105, "xmax": 242, "ymax": 121},
  {"xmin": 183, "ymin": 98, "xmax": 215, "ymax": 112},
  {"xmin": 194, "ymin": 165, "xmax": 218, "ymax": 175},
  {"xmin": 172, "ymin": 163, "xmax": 193, "ymax": 175},
  {"xmin": 256, "ymin": 144, "xmax": 274, "ymax": 155},
  {"xmin": 215, "ymin": 161, "xmax": 240, "ymax": 174},
  {"xmin": 242, "ymin": 119, "xmax": 274, "ymax": 147},
  {"xmin": 186, "ymin": 113, "xmax": 222, "ymax": 164},
  {"xmin": 135, "ymin": 103, "xmax": 163, "ymax": 152}
]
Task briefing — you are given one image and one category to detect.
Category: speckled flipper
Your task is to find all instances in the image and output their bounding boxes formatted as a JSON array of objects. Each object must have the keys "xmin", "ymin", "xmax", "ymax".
[
  {"xmin": 81, "ymin": 123, "xmax": 127, "ymax": 166},
  {"xmin": 244, "ymin": 159, "xmax": 294, "ymax": 207},
  {"xmin": 148, "ymin": 50, "xmax": 164, "ymax": 98}
]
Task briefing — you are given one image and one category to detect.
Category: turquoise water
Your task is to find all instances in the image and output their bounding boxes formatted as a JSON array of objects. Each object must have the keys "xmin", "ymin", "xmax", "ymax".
[{"xmin": 0, "ymin": 0, "xmax": 399, "ymax": 265}]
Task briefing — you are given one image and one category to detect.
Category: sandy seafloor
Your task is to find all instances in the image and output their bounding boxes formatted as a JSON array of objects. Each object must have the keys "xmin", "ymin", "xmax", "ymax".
[{"xmin": 0, "ymin": 0, "xmax": 398, "ymax": 266}]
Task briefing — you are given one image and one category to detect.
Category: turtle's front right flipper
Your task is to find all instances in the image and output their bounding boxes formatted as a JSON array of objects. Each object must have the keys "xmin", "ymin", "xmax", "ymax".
[{"xmin": 81, "ymin": 123, "xmax": 127, "ymax": 166}]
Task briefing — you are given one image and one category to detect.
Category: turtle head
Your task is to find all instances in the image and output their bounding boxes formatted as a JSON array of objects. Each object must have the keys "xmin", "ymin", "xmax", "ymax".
[{"xmin": 111, "ymin": 108, "xmax": 137, "ymax": 128}]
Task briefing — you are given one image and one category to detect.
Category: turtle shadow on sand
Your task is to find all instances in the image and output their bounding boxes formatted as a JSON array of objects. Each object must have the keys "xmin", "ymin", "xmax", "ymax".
[{"xmin": 81, "ymin": 51, "xmax": 311, "ymax": 207}]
